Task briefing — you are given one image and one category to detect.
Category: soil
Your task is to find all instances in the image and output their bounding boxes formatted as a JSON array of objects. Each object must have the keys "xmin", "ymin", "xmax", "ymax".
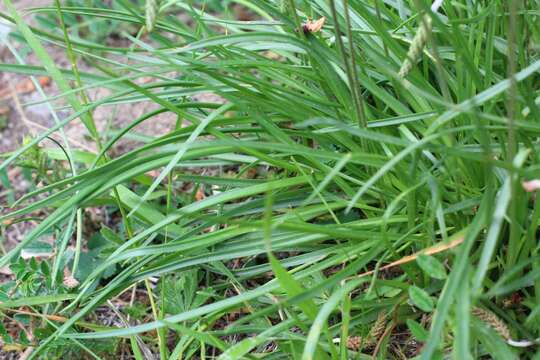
[{"xmin": 0, "ymin": 1, "xmax": 183, "ymax": 251}]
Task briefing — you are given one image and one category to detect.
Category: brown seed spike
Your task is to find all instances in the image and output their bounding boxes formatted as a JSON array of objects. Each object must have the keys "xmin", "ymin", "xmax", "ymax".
[
  {"xmin": 472, "ymin": 307, "xmax": 511, "ymax": 340},
  {"xmin": 346, "ymin": 336, "xmax": 362, "ymax": 351},
  {"xmin": 366, "ymin": 312, "xmax": 387, "ymax": 346}
]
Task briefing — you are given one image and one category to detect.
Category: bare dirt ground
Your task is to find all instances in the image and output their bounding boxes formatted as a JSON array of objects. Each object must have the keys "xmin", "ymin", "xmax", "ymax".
[
  {"xmin": 0, "ymin": 1, "xmax": 184, "ymax": 250},
  {"xmin": 0, "ymin": 0, "xmax": 228, "ymax": 281},
  {"xmin": 0, "ymin": 1, "xmax": 179, "ymax": 154}
]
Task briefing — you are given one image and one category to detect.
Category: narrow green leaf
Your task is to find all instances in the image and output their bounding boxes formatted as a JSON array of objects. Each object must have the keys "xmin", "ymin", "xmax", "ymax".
[{"xmin": 0, "ymin": 294, "xmax": 77, "ymax": 309}]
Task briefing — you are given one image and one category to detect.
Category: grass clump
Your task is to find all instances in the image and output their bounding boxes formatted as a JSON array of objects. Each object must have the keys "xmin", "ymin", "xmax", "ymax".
[{"xmin": 0, "ymin": 0, "xmax": 539, "ymax": 358}]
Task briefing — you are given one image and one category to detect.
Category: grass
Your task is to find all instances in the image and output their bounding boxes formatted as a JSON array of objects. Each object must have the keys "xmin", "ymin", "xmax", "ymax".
[{"xmin": 0, "ymin": 0, "xmax": 539, "ymax": 358}]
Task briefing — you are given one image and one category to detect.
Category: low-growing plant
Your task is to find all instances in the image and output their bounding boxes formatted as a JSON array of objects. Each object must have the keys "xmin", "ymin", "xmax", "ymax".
[{"xmin": 0, "ymin": 0, "xmax": 539, "ymax": 359}]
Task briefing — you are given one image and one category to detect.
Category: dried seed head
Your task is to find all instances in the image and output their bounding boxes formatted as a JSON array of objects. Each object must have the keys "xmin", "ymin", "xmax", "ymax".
[
  {"xmin": 63, "ymin": 267, "xmax": 80, "ymax": 289},
  {"xmin": 366, "ymin": 312, "xmax": 387, "ymax": 346},
  {"xmin": 398, "ymin": 15, "xmax": 433, "ymax": 78},
  {"xmin": 146, "ymin": 0, "xmax": 158, "ymax": 32},
  {"xmin": 343, "ymin": 313, "xmax": 387, "ymax": 352},
  {"xmin": 302, "ymin": 17, "xmax": 326, "ymax": 34},
  {"xmin": 472, "ymin": 307, "xmax": 511, "ymax": 340},
  {"xmin": 346, "ymin": 336, "xmax": 362, "ymax": 351},
  {"xmin": 63, "ymin": 275, "xmax": 79, "ymax": 289}
]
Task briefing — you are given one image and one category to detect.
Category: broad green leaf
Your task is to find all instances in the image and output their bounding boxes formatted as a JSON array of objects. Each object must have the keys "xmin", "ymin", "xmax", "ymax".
[
  {"xmin": 416, "ymin": 255, "xmax": 447, "ymax": 280},
  {"xmin": 406, "ymin": 319, "xmax": 429, "ymax": 342},
  {"xmin": 408, "ymin": 286, "xmax": 434, "ymax": 312}
]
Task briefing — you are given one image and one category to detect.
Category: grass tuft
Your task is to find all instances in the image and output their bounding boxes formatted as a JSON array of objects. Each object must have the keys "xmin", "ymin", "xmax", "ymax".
[{"xmin": 0, "ymin": 0, "xmax": 539, "ymax": 358}]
